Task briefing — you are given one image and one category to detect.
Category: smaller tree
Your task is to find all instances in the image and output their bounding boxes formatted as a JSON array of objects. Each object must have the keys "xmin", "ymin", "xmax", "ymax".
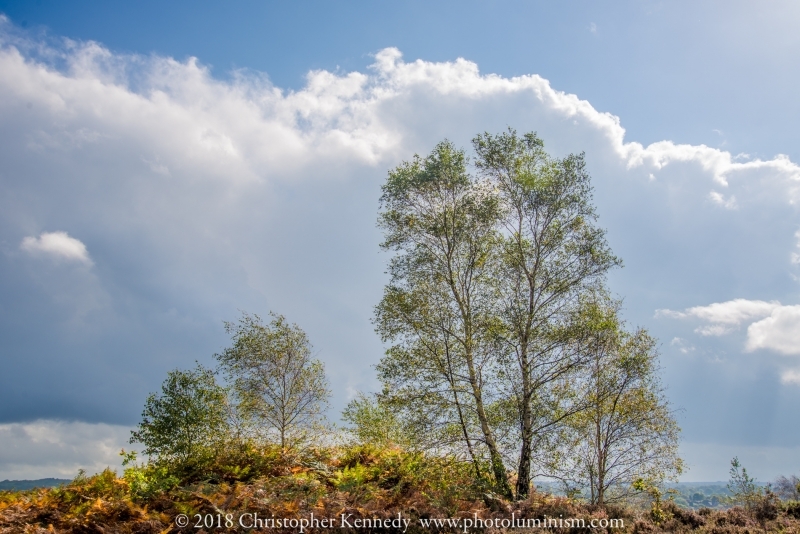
[
  {"xmin": 557, "ymin": 299, "xmax": 682, "ymax": 505},
  {"xmin": 130, "ymin": 364, "xmax": 227, "ymax": 471},
  {"xmin": 216, "ymin": 312, "xmax": 330, "ymax": 448},
  {"xmin": 727, "ymin": 458, "xmax": 780, "ymax": 526},
  {"xmin": 774, "ymin": 474, "xmax": 800, "ymax": 501},
  {"xmin": 342, "ymin": 392, "xmax": 415, "ymax": 448},
  {"xmin": 728, "ymin": 457, "xmax": 762, "ymax": 508}
]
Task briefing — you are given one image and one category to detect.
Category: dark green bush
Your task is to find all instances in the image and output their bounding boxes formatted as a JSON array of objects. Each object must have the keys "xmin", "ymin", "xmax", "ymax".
[{"xmin": 784, "ymin": 500, "xmax": 800, "ymax": 519}]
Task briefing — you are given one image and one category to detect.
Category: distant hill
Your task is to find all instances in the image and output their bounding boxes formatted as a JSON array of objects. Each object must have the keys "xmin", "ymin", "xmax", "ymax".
[
  {"xmin": 534, "ymin": 480, "xmax": 739, "ymax": 509},
  {"xmin": 0, "ymin": 479, "xmax": 70, "ymax": 491},
  {"xmin": 667, "ymin": 482, "xmax": 734, "ymax": 509}
]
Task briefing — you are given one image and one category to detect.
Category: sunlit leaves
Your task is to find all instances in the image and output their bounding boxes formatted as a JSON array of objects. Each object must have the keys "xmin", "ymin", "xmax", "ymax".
[
  {"xmin": 216, "ymin": 312, "xmax": 331, "ymax": 448},
  {"xmin": 130, "ymin": 365, "xmax": 227, "ymax": 470}
]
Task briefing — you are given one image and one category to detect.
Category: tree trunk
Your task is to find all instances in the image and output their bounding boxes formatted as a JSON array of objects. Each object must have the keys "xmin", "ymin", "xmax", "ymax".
[
  {"xmin": 467, "ymin": 353, "xmax": 513, "ymax": 499},
  {"xmin": 596, "ymin": 418, "xmax": 605, "ymax": 506},
  {"xmin": 447, "ymin": 265, "xmax": 511, "ymax": 499},
  {"xmin": 449, "ymin": 364, "xmax": 483, "ymax": 480},
  {"xmin": 516, "ymin": 350, "xmax": 533, "ymax": 499}
]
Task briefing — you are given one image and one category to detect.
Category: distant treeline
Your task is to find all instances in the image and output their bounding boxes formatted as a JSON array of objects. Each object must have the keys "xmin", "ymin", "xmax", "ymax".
[{"xmin": 0, "ymin": 479, "xmax": 69, "ymax": 491}]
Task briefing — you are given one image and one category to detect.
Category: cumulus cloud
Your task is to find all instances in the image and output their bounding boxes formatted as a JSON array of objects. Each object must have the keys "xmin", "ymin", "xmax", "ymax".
[
  {"xmin": 746, "ymin": 305, "xmax": 800, "ymax": 355},
  {"xmin": 659, "ymin": 299, "xmax": 800, "ymax": 357},
  {"xmin": 0, "ymin": 22, "xmax": 797, "ymax": 197},
  {"xmin": 657, "ymin": 299, "xmax": 781, "ymax": 333},
  {"xmin": 0, "ymin": 420, "xmax": 131, "ymax": 479},
  {"xmin": 20, "ymin": 231, "xmax": 92, "ymax": 265}
]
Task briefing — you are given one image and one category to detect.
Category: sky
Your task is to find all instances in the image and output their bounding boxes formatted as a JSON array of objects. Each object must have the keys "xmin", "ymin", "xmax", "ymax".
[{"xmin": 0, "ymin": 0, "xmax": 799, "ymax": 482}]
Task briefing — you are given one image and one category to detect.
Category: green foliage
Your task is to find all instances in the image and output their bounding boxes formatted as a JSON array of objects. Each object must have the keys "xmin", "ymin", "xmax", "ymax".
[
  {"xmin": 333, "ymin": 463, "xmax": 373, "ymax": 492},
  {"xmin": 129, "ymin": 364, "xmax": 227, "ymax": 475},
  {"xmin": 376, "ymin": 139, "xmax": 512, "ymax": 496},
  {"xmin": 47, "ymin": 468, "xmax": 131, "ymax": 518},
  {"xmin": 120, "ymin": 450, "xmax": 180, "ymax": 501},
  {"xmin": 725, "ymin": 456, "xmax": 783, "ymax": 526},
  {"xmin": 66, "ymin": 468, "xmax": 126, "ymax": 501},
  {"xmin": 342, "ymin": 392, "xmax": 414, "ymax": 448},
  {"xmin": 216, "ymin": 312, "xmax": 330, "ymax": 448},
  {"xmin": 332, "ymin": 444, "xmax": 480, "ymax": 513},
  {"xmin": 784, "ymin": 500, "xmax": 800, "ymax": 519},
  {"xmin": 374, "ymin": 131, "xmax": 641, "ymax": 502},
  {"xmin": 633, "ymin": 478, "xmax": 672, "ymax": 524},
  {"xmin": 336, "ymin": 444, "xmax": 423, "ymax": 492},
  {"xmin": 672, "ymin": 486, "xmax": 726, "ymax": 509},
  {"xmin": 727, "ymin": 456, "xmax": 760, "ymax": 508},
  {"xmin": 474, "ymin": 129, "xmax": 623, "ymax": 500},
  {"xmin": 551, "ymin": 297, "xmax": 683, "ymax": 505},
  {"xmin": 203, "ymin": 439, "xmax": 286, "ymax": 483}
]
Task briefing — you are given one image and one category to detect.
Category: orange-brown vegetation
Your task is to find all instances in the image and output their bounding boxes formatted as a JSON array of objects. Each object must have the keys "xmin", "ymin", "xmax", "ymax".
[{"xmin": 2, "ymin": 445, "xmax": 799, "ymax": 533}]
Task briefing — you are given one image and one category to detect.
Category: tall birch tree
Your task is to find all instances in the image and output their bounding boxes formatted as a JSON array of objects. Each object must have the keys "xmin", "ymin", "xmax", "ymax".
[
  {"xmin": 473, "ymin": 130, "xmax": 621, "ymax": 498},
  {"xmin": 375, "ymin": 141, "xmax": 513, "ymax": 497}
]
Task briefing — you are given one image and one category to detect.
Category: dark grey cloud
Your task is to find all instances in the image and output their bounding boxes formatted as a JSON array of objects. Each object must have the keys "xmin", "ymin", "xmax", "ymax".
[{"xmin": 0, "ymin": 420, "xmax": 130, "ymax": 479}]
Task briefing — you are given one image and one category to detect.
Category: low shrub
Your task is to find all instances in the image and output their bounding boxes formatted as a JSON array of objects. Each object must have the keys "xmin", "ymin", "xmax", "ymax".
[
  {"xmin": 3, "ymin": 443, "xmax": 800, "ymax": 533},
  {"xmin": 785, "ymin": 499, "xmax": 800, "ymax": 519}
]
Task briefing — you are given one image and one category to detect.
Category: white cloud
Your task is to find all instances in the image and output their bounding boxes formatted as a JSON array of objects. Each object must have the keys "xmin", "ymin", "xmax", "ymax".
[
  {"xmin": 660, "ymin": 299, "xmax": 800, "ymax": 357},
  {"xmin": 0, "ymin": 420, "xmax": 132, "ymax": 479},
  {"xmin": 20, "ymin": 231, "xmax": 92, "ymax": 265},
  {"xmin": 781, "ymin": 369, "xmax": 800, "ymax": 385},
  {"xmin": 657, "ymin": 299, "xmax": 781, "ymax": 328},
  {"xmin": 695, "ymin": 324, "xmax": 735, "ymax": 337},
  {"xmin": 792, "ymin": 230, "xmax": 800, "ymax": 265},
  {"xmin": 0, "ymin": 25, "xmax": 797, "ymax": 200},
  {"xmin": 746, "ymin": 305, "xmax": 800, "ymax": 355}
]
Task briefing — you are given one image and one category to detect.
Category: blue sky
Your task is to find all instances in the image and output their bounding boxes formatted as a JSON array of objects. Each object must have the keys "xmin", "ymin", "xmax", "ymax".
[{"xmin": 0, "ymin": 0, "xmax": 798, "ymax": 481}]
